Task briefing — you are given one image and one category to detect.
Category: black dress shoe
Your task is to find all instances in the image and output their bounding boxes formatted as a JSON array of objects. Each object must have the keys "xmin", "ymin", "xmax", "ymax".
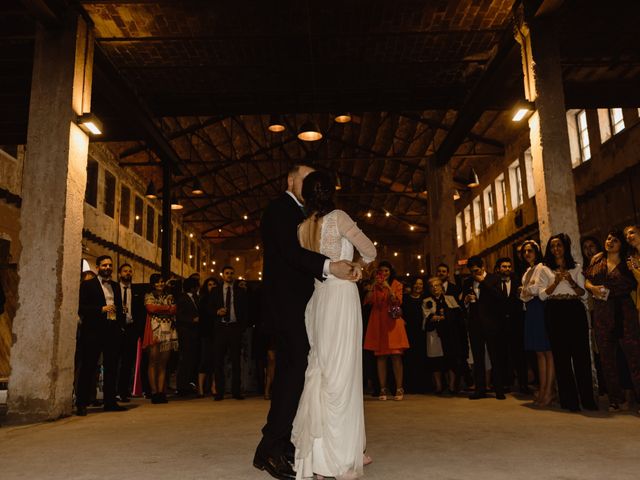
[
  {"xmin": 214, "ymin": 394, "xmax": 224, "ymax": 401},
  {"xmin": 117, "ymin": 395, "xmax": 131, "ymax": 403},
  {"xmin": 76, "ymin": 406, "xmax": 87, "ymax": 416},
  {"xmin": 469, "ymin": 392, "xmax": 487, "ymax": 400},
  {"xmin": 496, "ymin": 393, "xmax": 506, "ymax": 400},
  {"xmin": 103, "ymin": 403, "xmax": 127, "ymax": 412},
  {"xmin": 253, "ymin": 450, "xmax": 296, "ymax": 480}
]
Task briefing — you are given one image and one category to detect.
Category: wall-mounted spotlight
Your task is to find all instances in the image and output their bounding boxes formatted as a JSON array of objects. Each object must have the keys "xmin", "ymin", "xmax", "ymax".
[
  {"xmin": 77, "ymin": 113, "xmax": 103, "ymax": 136},
  {"xmin": 512, "ymin": 101, "xmax": 534, "ymax": 122}
]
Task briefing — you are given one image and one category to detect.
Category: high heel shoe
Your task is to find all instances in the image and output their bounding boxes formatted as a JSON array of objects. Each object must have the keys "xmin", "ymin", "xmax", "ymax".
[
  {"xmin": 379, "ymin": 388, "xmax": 388, "ymax": 401},
  {"xmin": 394, "ymin": 388, "xmax": 404, "ymax": 401}
]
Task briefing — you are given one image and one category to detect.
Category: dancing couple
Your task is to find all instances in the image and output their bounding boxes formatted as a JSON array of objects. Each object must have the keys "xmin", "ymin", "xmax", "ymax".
[{"xmin": 253, "ymin": 164, "xmax": 376, "ymax": 480}]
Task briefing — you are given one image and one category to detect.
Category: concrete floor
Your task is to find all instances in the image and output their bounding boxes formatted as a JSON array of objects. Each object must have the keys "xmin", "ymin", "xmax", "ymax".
[{"xmin": 0, "ymin": 393, "xmax": 639, "ymax": 479}]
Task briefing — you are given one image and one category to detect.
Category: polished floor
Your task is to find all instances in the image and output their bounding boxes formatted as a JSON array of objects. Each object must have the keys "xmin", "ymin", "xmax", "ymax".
[{"xmin": 0, "ymin": 393, "xmax": 639, "ymax": 479}]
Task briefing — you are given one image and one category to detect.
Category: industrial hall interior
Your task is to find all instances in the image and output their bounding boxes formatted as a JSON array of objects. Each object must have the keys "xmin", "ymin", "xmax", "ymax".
[{"xmin": 1, "ymin": 1, "xmax": 640, "ymax": 479}]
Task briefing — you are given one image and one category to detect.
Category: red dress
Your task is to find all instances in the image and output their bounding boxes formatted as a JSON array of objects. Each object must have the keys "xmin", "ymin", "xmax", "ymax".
[{"xmin": 363, "ymin": 279, "xmax": 410, "ymax": 355}]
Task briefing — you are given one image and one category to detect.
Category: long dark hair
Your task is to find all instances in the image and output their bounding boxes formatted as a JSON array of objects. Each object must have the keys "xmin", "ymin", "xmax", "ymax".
[
  {"xmin": 543, "ymin": 233, "xmax": 577, "ymax": 270},
  {"xmin": 301, "ymin": 170, "xmax": 335, "ymax": 218},
  {"xmin": 519, "ymin": 239, "xmax": 542, "ymax": 266},
  {"xmin": 605, "ymin": 229, "xmax": 629, "ymax": 260},
  {"xmin": 580, "ymin": 235, "xmax": 603, "ymax": 266},
  {"xmin": 378, "ymin": 260, "xmax": 397, "ymax": 284}
]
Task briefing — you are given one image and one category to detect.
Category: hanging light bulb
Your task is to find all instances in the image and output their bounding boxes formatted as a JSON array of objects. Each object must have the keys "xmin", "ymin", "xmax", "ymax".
[
  {"xmin": 466, "ymin": 168, "xmax": 480, "ymax": 188},
  {"xmin": 144, "ymin": 181, "xmax": 158, "ymax": 199},
  {"xmin": 268, "ymin": 114, "xmax": 286, "ymax": 133},
  {"xmin": 298, "ymin": 121, "xmax": 322, "ymax": 141},
  {"xmin": 334, "ymin": 113, "xmax": 352, "ymax": 124}
]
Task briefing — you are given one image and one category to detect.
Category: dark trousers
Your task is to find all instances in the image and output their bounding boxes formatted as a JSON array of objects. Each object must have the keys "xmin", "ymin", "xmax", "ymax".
[
  {"xmin": 77, "ymin": 323, "xmax": 123, "ymax": 407},
  {"xmin": 213, "ymin": 323, "xmax": 243, "ymax": 396},
  {"xmin": 594, "ymin": 297, "xmax": 640, "ymax": 404},
  {"xmin": 469, "ymin": 325, "xmax": 507, "ymax": 395},
  {"xmin": 506, "ymin": 315, "xmax": 529, "ymax": 389},
  {"xmin": 545, "ymin": 299, "xmax": 596, "ymax": 410},
  {"xmin": 116, "ymin": 323, "xmax": 139, "ymax": 397},
  {"xmin": 177, "ymin": 323, "xmax": 200, "ymax": 392},
  {"xmin": 259, "ymin": 323, "xmax": 309, "ymax": 456}
]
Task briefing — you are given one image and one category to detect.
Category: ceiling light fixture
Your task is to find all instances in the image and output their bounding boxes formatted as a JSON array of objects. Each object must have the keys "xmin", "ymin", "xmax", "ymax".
[
  {"xmin": 453, "ymin": 189, "xmax": 461, "ymax": 200},
  {"xmin": 268, "ymin": 114, "xmax": 286, "ymax": 132},
  {"xmin": 334, "ymin": 113, "xmax": 352, "ymax": 124},
  {"xmin": 77, "ymin": 113, "xmax": 103, "ymax": 136},
  {"xmin": 512, "ymin": 101, "xmax": 534, "ymax": 122},
  {"xmin": 191, "ymin": 179, "xmax": 204, "ymax": 195},
  {"xmin": 144, "ymin": 181, "xmax": 158, "ymax": 199},
  {"xmin": 170, "ymin": 196, "xmax": 183, "ymax": 210},
  {"xmin": 335, "ymin": 175, "xmax": 342, "ymax": 191},
  {"xmin": 467, "ymin": 168, "xmax": 480, "ymax": 188},
  {"xmin": 297, "ymin": 120, "xmax": 323, "ymax": 141}
]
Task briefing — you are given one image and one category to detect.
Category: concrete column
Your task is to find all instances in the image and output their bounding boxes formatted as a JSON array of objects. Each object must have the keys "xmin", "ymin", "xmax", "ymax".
[
  {"xmin": 426, "ymin": 161, "xmax": 457, "ymax": 275},
  {"xmin": 517, "ymin": 12, "xmax": 581, "ymax": 259},
  {"xmin": 8, "ymin": 16, "xmax": 94, "ymax": 423}
]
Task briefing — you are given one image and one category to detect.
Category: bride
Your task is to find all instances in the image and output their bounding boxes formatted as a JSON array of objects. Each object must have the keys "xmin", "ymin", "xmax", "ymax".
[{"xmin": 291, "ymin": 170, "xmax": 377, "ymax": 480}]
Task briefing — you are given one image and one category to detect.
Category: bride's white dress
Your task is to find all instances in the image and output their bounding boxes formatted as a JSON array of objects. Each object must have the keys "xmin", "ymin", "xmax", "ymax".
[{"xmin": 291, "ymin": 210, "xmax": 376, "ymax": 479}]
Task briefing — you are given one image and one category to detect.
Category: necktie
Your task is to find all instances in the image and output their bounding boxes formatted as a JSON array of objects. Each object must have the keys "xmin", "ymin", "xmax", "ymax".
[
  {"xmin": 123, "ymin": 286, "xmax": 129, "ymax": 315},
  {"xmin": 224, "ymin": 286, "xmax": 231, "ymax": 322},
  {"xmin": 501, "ymin": 280, "xmax": 508, "ymax": 297}
]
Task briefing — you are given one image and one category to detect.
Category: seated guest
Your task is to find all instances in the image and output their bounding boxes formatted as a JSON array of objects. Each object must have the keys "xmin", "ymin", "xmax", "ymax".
[
  {"xmin": 520, "ymin": 240, "xmax": 555, "ymax": 407},
  {"xmin": 494, "ymin": 257, "xmax": 529, "ymax": 394},
  {"xmin": 175, "ymin": 277, "xmax": 201, "ymax": 396},
  {"xmin": 402, "ymin": 277, "xmax": 427, "ymax": 393},
  {"xmin": 462, "ymin": 256, "xmax": 506, "ymax": 400},
  {"xmin": 422, "ymin": 277, "xmax": 464, "ymax": 394},
  {"xmin": 142, "ymin": 274, "xmax": 178, "ymax": 404},
  {"xmin": 538, "ymin": 233, "xmax": 597, "ymax": 412},
  {"xmin": 585, "ymin": 230, "xmax": 640, "ymax": 413}
]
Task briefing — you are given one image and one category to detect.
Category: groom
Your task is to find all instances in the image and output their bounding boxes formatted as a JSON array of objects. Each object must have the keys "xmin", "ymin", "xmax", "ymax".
[{"xmin": 254, "ymin": 164, "xmax": 359, "ymax": 479}]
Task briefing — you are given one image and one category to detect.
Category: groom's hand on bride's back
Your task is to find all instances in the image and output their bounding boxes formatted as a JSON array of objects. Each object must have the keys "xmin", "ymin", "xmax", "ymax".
[{"xmin": 329, "ymin": 260, "xmax": 361, "ymax": 282}]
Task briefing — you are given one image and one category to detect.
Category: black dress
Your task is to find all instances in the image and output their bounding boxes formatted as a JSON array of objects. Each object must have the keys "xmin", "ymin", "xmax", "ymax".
[{"xmin": 402, "ymin": 294, "xmax": 428, "ymax": 393}]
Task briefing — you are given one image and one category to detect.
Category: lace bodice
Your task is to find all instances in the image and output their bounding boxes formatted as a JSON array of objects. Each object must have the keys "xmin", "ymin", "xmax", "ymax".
[{"xmin": 299, "ymin": 210, "xmax": 376, "ymax": 264}]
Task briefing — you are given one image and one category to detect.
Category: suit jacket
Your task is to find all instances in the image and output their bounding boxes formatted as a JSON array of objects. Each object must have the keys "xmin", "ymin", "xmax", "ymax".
[
  {"xmin": 444, "ymin": 280, "xmax": 462, "ymax": 301},
  {"xmin": 78, "ymin": 276, "xmax": 125, "ymax": 332},
  {"xmin": 462, "ymin": 273, "xmax": 502, "ymax": 333},
  {"xmin": 260, "ymin": 193, "xmax": 327, "ymax": 332},
  {"xmin": 207, "ymin": 283, "xmax": 248, "ymax": 329},
  {"xmin": 488, "ymin": 275, "xmax": 524, "ymax": 325},
  {"xmin": 176, "ymin": 292, "xmax": 201, "ymax": 326},
  {"xmin": 118, "ymin": 282, "xmax": 147, "ymax": 337}
]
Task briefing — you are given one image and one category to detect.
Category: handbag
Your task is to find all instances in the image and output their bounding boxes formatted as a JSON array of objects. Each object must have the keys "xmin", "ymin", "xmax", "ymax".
[{"xmin": 388, "ymin": 304, "xmax": 402, "ymax": 320}]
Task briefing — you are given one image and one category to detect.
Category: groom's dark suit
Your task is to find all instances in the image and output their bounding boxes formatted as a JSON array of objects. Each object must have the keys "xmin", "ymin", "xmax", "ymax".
[{"xmin": 256, "ymin": 192, "xmax": 327, "ymax": 460}]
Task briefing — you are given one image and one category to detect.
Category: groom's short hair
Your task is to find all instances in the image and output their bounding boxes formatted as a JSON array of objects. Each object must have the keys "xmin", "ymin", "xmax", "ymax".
[{"xmin": 288, "ymin": 163, "xmax": 314, "ymax": 176}]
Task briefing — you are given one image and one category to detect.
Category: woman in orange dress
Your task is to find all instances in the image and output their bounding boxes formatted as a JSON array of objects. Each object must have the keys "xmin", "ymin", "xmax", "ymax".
[{"xmin": 363, "ymin": 261, "xmax": 410, "ymax": 400}]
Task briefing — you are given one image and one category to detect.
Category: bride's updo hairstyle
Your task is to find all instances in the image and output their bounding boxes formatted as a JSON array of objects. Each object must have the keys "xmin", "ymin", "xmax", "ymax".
[{"xmin": 301, "ymin": 170, "xmax": 336, "ymax": 218}]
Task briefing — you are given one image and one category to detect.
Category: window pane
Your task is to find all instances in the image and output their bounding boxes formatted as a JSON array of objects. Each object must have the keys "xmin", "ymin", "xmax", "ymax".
[
  {"xmin": 495, "ymin": 174, "xmax": 506, "ymax": 219},
  {"xmin": 509, "ymin": 160, "xmax": 524, "ymax": 208},
  {"xmin": 463, "ymin": 205, "xmax": 472, "ymax": 241},
  {"xmin": 456, "ymin": 213, "xmax": 464, "ymax": 247},
  {"xmin": 120, "ymin": 185, "xmax": 131, "ymax": 227},
  {"xmin": 610, "ymin": 108, "xmax": 625, "ymax": 134},
  {"xmin": 472, "ymin": 197, "xmax": 482, "ymax": 234},
  {"xmin": 146, "ymin": 206, "xmax": 155, "ymax": 242},
  {"xmin": 103, "ymin": 170, "xmax": 116, "ymax": 218},
  {"xmin": 483, "ymin": 186, "xmax": 494, "ymax": 227},
  {"xmin": 133, "ymin": 196, "xmax": 143, "ymax": 235},
  {"xmin": 524, "ymin": 149, "xmax": 535, "ymax": 198},
  {"xmin": 85, "ymin": 159, "xmax": 98, "ymax": 207}
]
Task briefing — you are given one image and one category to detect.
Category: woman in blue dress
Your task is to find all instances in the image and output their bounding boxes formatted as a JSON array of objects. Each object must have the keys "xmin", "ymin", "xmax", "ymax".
[{"xmin": 519, "ymin": 240, "xmax": 555, "ymax": 407}]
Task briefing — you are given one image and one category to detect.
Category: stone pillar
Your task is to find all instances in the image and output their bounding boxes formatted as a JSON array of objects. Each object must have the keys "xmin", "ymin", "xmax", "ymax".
[
  {"xmin": 8, "ymin": 16, "xmax": 94, "ymax": 423},
  {"xmin": 426, "ymin": 161, "xmax": 457, "ymax": 275},
  {"xmin": 517, "ymin": 11, "xmax": 582, "ymax": 260}
]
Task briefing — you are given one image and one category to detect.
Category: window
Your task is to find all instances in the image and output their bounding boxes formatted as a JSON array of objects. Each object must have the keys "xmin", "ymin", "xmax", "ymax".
[
  {"xmin": 483, "ymin": 186, "xmax": 495, "ymax": 227},
  {"xmin": 463, "ymin": 205, "xmax": 472, "ymax": 242},
  {"xmin": 176, "ymin": 229, "xmax": 182, "ymax": 259},
  {"xmin": 576, "ymin": 110, "xmax": 591, "ymax": 162},
  {"xmin": 524, "ymin": 149, "xmax": 535, "ymax": 198},
  {"xmin": 103, "ymin": 170, "xmax": 116, "ymax": 218},
  {"xmin": 610, "ymin": 108, "xmax": 625, "ymax": 134},
  {"xmin": 495, "ymin": 173, "xmax": 507, "ymax": 219},
  {"xmin": 456, "ymin": 213, "xmax": 464, "ymax": 247},
  {"xmin": 133, "ymin": 196, "xmax": 143, "ymax": 235},
  {"xmin": 472, "ymin": 197, "xmax": 482, "ymax": 235},
  {"xmin": 597, "ymin": 108, "xmax": 612, "ymax": 143},
  {"xmin": 85, "ymin": 159, "xmax": 98, "ymax": 207},
  {"xmin": 120, "ymin": 185, "xmax": 131, "ymax": 227},
  {"xmin": 146, "ymin": 206, "xmax": 155, "ymax": 243},
  {"xmin": 508, "ymin": 160, "xmax": 524, "ymax": 208}
]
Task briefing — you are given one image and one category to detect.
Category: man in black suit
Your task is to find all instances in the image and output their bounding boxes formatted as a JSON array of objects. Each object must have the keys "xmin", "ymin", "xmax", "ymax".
[
  {"xmin": 253, "ymin": 163, "xmax": 359, "ymax": 480},
  {"xmin": 207, "ymin": 265, "xmax": 247, "ymax": 400},
  {"xmin": 77, "ymin": 255, "xmax": 126, "ymax": 415},
  {"xmin": 462, "ymin": 255, "xmax": 507, "ymax": 400},
  {"xmin": 436, "ymin": 263, "xmax": 462, "ymax": 300},
  {"xmin": 494, "ymin": 257, "xmax": 529, "ymax": 394},
  {"xmin": 115, "ymin": 263, "xmax": 147, "ymax": 402},
  {"xmin": 175, "ymin": 276, "xmax": 201, "ymax": 396}
]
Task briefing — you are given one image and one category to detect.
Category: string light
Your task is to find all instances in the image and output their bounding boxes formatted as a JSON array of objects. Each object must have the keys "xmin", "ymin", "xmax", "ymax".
[
  {"xmin": 410, "ymin": 226, "xmax": 415, "ymax": 231},
  {"xmin": 235, "ymin": 257, "xmax": 240, "ymax": 262},
  {"xmin": 366, "ymin": 212, "xmax": 372, "ymax": 218},
  {"xmin": 394, "ymin": 252, "xmax": 398, "ymax": 257},
  {"xmin": 255, "ymin": 245, "xmax": 260, "ymax": 250},
  {"xmin": 373, "ymin": 241, "xmax": 378, "ymax": 246},
  {"xmin": 243, "ymin": 214, "xmax": 248, "ymax": 220},
  {"xmin": 189, "ymin": 233, "xmax": 194, "ymax": 238},
  {"xmin": 417, "ymin": 255, "xmax": 422, "ymax": 260},
  {"xmin": 420, "ymin": 269, "xmax": 425, "ymax": 274},
  {"xmin": 385, "ymin": 212, "xmax": 390, "ymax": 217}
]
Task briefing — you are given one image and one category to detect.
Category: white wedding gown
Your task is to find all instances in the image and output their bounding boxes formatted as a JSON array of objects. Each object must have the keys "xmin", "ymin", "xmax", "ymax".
[{"xmin": 291, "ymin": 210, "xmax": 376, "ymax": 480}]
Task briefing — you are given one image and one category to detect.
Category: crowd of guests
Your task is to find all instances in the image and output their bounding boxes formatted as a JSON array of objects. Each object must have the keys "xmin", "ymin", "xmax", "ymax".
[
  {"xmin": 74, "ymin": 256, "xmax": 252, "ymax": 415},
  {"xmin": 74, "ymin": 223, "xmax": 640, "ymax": 417},
  {"xmin": 361, "ymin": 225, "xmax": 640, "ymax": 415}
]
